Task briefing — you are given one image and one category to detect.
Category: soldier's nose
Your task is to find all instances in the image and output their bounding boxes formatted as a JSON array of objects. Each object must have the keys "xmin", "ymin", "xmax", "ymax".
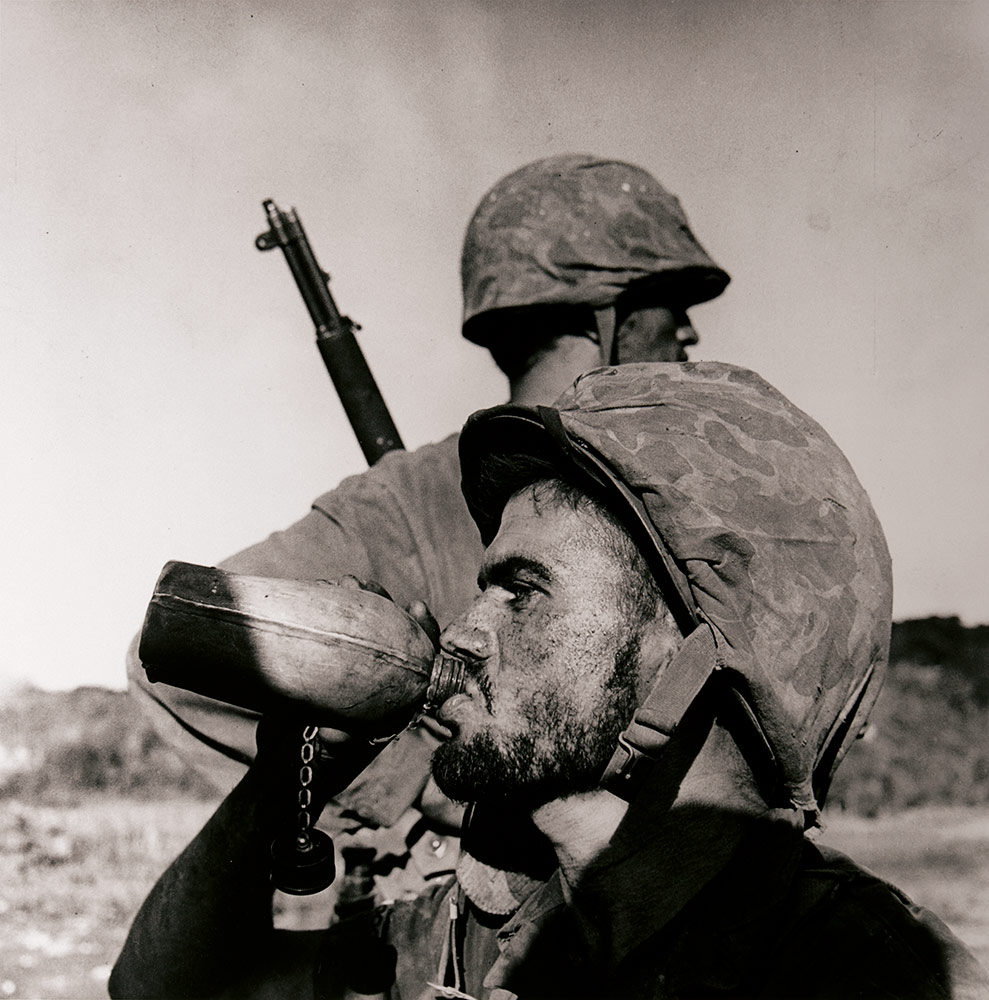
[
  {"xmin": 677, "ymin": 319, "xmax": 699, "ymax": 346},
  {"xmin": 440, "ymin": 619, "xmax": 492, "ymax": 663}
]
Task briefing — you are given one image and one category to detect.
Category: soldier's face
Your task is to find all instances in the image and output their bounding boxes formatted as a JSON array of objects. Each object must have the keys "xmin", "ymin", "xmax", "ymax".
[
  {"xmin": 433, "ymin": 486, "xmax": 676, "ymax": 808},
  {"xmin": 618, "ymin": 305, "xmax": 699, "ymax": 362}
]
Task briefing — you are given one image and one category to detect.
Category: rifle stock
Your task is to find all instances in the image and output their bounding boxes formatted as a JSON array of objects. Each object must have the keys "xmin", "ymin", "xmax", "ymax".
[{"xmin": 256, "ymin": 199, "xmax": 404, "ymax": 466}]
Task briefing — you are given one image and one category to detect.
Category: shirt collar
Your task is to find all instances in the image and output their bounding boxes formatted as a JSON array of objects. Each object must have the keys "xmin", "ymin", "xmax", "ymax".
[{"xmin": 477, "ymin": 806, "xmax": 807, "ymax": 998}]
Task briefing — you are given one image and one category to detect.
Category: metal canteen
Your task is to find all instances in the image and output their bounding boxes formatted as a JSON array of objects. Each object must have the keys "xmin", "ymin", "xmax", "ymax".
[{"xmin": 138, "ymin": 561, "xmax": 466, "ymax": 739}]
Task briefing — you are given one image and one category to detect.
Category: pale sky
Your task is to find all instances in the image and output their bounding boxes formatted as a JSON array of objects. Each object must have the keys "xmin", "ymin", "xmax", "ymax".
[{"xmin": 1, "ymin": 0, "xmax": 987, "ymax": 690}]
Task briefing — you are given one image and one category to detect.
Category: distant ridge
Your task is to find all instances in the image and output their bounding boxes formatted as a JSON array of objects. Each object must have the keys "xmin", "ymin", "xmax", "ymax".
[
  {"xmin": 888, "ymin": 616, "xmax": 989, "ymax": 703},
  {"xmin": 0, "ymin": 684, "xmax": 217, "ymax": 801}
]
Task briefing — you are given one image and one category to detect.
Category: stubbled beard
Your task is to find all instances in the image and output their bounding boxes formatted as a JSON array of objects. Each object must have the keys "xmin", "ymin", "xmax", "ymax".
[{"xmin": 431, "ymin": 634, "xmax": 641, "ymax": 809}]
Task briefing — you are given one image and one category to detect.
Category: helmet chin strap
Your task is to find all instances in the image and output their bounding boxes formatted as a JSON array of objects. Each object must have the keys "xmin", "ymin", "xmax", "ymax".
[
  {"xmin": 602, "ymin": 622, "xmax": 720, "ymax": 801},
  {"xmin": 602, "ymin": 621, "xmax": 788, "ymax": 811},
  {"xmin": 594, "ymin": 306, "xmax": 619, "ymax": 366}
]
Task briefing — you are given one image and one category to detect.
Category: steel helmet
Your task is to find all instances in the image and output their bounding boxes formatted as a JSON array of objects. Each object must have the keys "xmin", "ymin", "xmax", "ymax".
[
  {"xmin": 461, "ymin": 155, "xmax": 730, "ymax": 347},
  {"xmin": 458, "ymin": 362, "xmax": 892, "ymax": 822}
]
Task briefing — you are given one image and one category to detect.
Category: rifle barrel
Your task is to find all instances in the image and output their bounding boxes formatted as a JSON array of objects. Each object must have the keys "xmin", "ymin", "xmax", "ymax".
[{"xmin": 256, "ymin": 199, "xmax": 403, "ymax": 465}]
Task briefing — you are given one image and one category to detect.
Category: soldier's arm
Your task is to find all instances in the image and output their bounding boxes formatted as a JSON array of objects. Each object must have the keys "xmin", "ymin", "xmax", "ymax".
[
  {"xmin": 108, "ymin": 765, "xmax": 294, "ymax": 998},
  {"xmin": 109, "ymin": 719, "xmax": 381, "ymax": 1000}
]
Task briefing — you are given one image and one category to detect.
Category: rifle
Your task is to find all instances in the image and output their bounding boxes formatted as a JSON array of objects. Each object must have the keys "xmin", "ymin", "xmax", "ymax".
[{"xmin": 255, "ymin": 199, "xmax": 404, "ymax": 465}]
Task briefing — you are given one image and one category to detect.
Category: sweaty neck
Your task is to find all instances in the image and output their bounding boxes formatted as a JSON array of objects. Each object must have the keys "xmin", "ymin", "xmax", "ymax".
[{"xmin": 508, "ymin": 335, "xmax": 604, "ymax": 406}]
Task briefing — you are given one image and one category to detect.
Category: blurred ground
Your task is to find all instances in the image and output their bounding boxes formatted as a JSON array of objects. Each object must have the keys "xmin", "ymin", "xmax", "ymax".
[
  {"xmin": 0, "ymin": 798, "xmax": 216, "ymax": 1000},
  {"xmin": 0, "ymin": 798, "xmax": 986, "ymax": 999}
]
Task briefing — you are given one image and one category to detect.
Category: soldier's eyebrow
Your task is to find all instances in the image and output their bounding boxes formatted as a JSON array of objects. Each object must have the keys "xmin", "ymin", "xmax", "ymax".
[{"xmin": 477, "ymin": 555, "xmax": 553, "ymax": 592}]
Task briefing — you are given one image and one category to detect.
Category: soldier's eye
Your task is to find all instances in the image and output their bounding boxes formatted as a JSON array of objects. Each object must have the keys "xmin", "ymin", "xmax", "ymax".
[{"xmin": 507, "ymin": 578, "xmax": 544, "ymax": 608}]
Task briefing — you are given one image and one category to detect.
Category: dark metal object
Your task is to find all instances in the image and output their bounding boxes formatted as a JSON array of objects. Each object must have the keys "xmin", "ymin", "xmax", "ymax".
[
  {"xmin": 266, "ymin": 723, "xmax": 337, "ymax": 895},
  {"xmin": 256, "ymin": 199, "xmax": 404, "ymax": 465}
]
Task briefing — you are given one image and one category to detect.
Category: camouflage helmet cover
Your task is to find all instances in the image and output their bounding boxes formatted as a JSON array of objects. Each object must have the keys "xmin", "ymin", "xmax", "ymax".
[
  {"xmin": 461, "ymin": 155, "xmax": 730, "ymax": 345},
  {"xmin": 459, "ymin": 362, "xmax": 892, "ymax": 816}
]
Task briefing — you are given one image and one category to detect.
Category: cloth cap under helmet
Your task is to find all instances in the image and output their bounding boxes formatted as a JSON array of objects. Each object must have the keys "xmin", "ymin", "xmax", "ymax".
[
  {"xmin": 459, "ymin": 362, "xmax": 892, "ymax": 821},
  {"xmin": 461, "ymin": 155, "xmax": 730, "ymax": 347}
]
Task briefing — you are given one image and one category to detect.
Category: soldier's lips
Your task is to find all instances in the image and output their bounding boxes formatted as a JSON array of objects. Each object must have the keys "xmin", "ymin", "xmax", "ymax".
[{"xmin": 436, "ymin": 692, "xmax": 476, "ymax": 732}]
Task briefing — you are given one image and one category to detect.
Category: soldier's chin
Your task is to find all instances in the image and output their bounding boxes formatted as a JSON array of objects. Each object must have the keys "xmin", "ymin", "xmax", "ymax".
[{"xmin": 431, "ymin": 731, "xmax": 515, "ymax": 805}]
